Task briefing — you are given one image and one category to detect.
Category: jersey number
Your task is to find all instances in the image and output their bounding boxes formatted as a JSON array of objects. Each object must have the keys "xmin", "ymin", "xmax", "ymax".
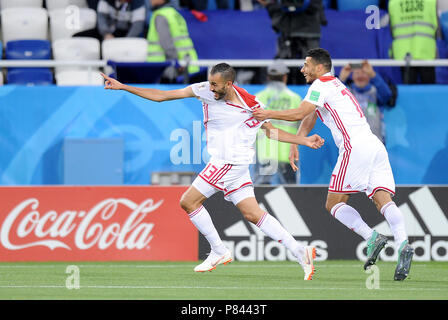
[
  {"xmin": 245, "ymin": 116, "xmax": 260, "ymax": 128},
  {"xmin": 342, "ymin": 88, "xmax": 364, "ymax": 118}
]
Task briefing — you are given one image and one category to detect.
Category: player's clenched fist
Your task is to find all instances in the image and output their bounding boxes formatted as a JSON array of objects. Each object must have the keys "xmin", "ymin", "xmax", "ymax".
[
  {"xmin": 252, "ymin": 107, "xmax": 270, "ymax": 121},
  {"xmin": 303, "ymin": 134, "xmax": 325, "ymax": 149},
  {"xmin": 100, "ymin": 72, "xmax": 125, "ymax": 90}
]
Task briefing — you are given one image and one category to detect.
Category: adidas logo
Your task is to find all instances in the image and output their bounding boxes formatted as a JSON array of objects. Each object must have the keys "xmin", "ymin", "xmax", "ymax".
[
  {"xmin": 221, "ymin": 186, "xmax": 327, "ymax": 262},
  {"xmin": 373, "ymin": 186, "xmax": 448, "ymax": 237},
  {"xmin": 357, "ymin": 186, "xmax": 448, "ymax": 262}
]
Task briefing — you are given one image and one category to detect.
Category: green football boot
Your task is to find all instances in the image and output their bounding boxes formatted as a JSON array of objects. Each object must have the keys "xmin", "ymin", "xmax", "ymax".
[
  {"xmin": 394, "ymin": 240, "xmax": 414, "ymax": 281},
  {"xmin": 363, "ymin": 230, "xmax": 388, "ymax": 270}
]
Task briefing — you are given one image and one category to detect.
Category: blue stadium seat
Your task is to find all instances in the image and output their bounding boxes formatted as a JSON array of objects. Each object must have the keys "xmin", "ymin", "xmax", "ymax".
[
  {"xmin": 7, "ymin": 68, "xmax": 53, "ymax": 86},
  {"xmin": 5, "ymin": 40, "xmax": 52, "ymax": 85},
  {"xmin": 5, "ymin": 39, "xmax": 51, "ymax": 60},
  {"xmin": 441, "ymin": 11, "xmax": 448, "ymax": 44},
  {"xmin": 181, "ymin": 10, "xmax": 276, "ymax": 59},
  {"xmin": 337, "ymin": 0, "xmax": 379, "ymax": 11}
]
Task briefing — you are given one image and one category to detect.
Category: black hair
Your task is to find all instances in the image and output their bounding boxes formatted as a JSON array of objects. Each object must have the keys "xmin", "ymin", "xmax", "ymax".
[
  {"xmin": 306, "ymin": 48, "xmax": 332, "ymax": 72},
  {"xmin": 267, "ymin": 74, "xmax": 285, "ymax": 82},
  {"xmin": 210, "ymin": 63, "xmax": 236, "ymax": 83}
]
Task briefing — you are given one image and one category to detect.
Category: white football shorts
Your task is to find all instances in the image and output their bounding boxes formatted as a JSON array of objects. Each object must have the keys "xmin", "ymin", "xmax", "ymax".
[
  {"xmin": 328, "ymin": 136, "xmax": 396, "ymax": 199},
  {"xmin": 192, "ymin": 160, "xmax": 255, "ymax": 205}
]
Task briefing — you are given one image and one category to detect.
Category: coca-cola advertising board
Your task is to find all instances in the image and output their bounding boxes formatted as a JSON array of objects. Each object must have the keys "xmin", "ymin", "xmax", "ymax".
[{"xmin": 0, "ymin": 186, "xmax": 197, "ymax": 261}]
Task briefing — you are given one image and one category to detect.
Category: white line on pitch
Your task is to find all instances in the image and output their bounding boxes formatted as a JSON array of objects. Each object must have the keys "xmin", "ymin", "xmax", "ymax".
[
  {"xmin": 0, "ymin": 285, "xmax": 446, "ymax": 292},
  {"xmin": 0, "ymin": 264, "xmax": 432, "ymax": 269}
]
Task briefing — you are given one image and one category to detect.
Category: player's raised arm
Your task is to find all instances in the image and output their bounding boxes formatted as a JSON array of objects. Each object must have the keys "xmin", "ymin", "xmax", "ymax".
[
  {"xmin": 101, "ymin": 72, "xmax": 195, "ymax": 102},
  {"xmin": 261, "ymin": 122, "xmax": 324, "ymax": 149},
  {"xmin": 253, "ymin": 100, "xmax": 316, "ymax": 122}
]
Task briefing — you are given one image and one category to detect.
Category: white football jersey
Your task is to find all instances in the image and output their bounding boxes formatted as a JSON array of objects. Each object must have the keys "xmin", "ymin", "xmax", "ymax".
[
  {"xmin": 303, "ymin": 72, "xmax": 376, "ymax": 151},
  {"xmin": 190, "ymin": 81, "xmax": 267, "ymax": 165}
]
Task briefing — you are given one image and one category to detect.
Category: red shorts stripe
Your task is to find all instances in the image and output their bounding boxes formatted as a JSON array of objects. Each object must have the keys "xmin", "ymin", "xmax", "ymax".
[
  {"xmin": 211, "ymin": 164, "xmax": 232, "ymax": 185},
  {"xmin": 224, "ymin": 182, "xmax": 253, "ymax": 197},
  {"xmin": 198, "ymin": 174, "xmax": 224, "ymax": 191},
  {"xmin": 368, "ymin": 187, "xmax": 395, "ymax": 199}
]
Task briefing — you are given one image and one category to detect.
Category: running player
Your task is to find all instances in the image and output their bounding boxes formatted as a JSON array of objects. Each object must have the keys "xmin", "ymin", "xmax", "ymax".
[
  {"xmin": 253, "ymin": 48, "xmax": 414, "ymax": 281},
  {"xmin": 100, "ymin": 63, "xmax": 324, "ymax": 280}
]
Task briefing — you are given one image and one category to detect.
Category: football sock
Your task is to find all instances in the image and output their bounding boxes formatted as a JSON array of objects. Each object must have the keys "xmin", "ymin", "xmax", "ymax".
[
  {"xmin": 381, "ymin": 201, "xmax": 408, "ymax": 249},
  {"xmin": 255, "ymin": 212, "xmax": 305, "ymax": 264},
  {"xmin": 188, "ymin": 206, "xmax": 227, "ymax": 255},
  {"xmin": 331, "ymin": 203, "xmax": 373, "ymax": 240}
]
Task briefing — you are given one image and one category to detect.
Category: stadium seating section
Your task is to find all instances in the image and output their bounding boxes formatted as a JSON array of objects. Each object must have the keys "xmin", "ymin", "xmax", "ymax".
[{"xmin": 0, "ymin": 1, "xmax": 447, "ymax": 85}]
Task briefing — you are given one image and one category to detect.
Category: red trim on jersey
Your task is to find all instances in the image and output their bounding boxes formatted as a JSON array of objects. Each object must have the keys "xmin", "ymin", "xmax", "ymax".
[
  {"xmin": 233, "ymin": 85, "xmax": 260, "ymax": 110},
  {"xmin": 226, "ymin": 102, "xmax": 245, "ymax": 110},
  {"xmin": 324, "ymin": 102, "xmax": 352, "ymax": 191},
  {"xmin": 367, "ymin": 187, "xmax": 395, "ymax": 199},
  {"xmin": 224, "ymin": 182, "xmax": 253, "ymax": 197},
  {"xmin": 315, "ymin": 109, "xmax": 323, "ymax": 122},
  {"xmin": 319, "ymin": 76, "xmax": 336, "ymax": 82},
  {"xmin": 203, "ymin": 102, "xmax": 209, "ymax": 148}
]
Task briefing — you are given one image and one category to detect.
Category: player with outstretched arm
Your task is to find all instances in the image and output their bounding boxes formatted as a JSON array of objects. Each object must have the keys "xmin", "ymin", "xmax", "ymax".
[
  {"xmin": 253, "ymin": 48, "xmax": 414, "ymax": 281},
  {"xmin": 101, "ymin": 63, "xmax": 325, "ymax": 280}
]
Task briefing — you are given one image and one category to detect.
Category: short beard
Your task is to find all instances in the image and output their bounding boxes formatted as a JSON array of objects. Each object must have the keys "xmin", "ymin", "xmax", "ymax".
[{"xmin": 213, "ymin": 90, "xmax": 226, "ymax": 100}]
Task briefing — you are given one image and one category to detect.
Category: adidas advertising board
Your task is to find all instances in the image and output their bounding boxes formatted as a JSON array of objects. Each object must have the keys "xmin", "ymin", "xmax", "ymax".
[{"xmin": 200, "ymin": 186, "xmax": 448, "ymax": 262}]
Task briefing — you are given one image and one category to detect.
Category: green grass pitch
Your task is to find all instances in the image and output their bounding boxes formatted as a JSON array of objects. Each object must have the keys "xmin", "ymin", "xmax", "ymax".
[{"xmin": 0, "ymin": 261, "xmax": 447, "ymax": 300}]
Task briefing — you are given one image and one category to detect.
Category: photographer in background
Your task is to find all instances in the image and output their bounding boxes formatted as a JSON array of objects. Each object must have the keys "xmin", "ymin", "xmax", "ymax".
[
  {"xmin": 257, "ymin": 0, "xmax": 327, "ymax": 84},
  {"xmin": 339, "ymin": 60, "xmax": 395, "ymax": 144}
]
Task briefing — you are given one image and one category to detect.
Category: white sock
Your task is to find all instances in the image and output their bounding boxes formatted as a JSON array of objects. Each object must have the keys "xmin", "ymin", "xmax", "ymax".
[
  {"xmin": 381, "ymin": 201, "xmax": 408, "ymax": 249},
  {"xmin": 255, "ymin": 212, "xmax": 305, "ymax": 263},
  {"xmin": 188, "ymin": 206, "xmax": 227, "ymax": 255},
  {"xmin": 331, "ymin": 203, "xmax": 373, "ymax": 240}
]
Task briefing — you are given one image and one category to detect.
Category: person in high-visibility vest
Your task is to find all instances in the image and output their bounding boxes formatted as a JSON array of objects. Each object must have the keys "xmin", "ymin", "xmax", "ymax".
[
  {"xmin": 253, "ymin": 60, "xmax": 302, "ymax": 184},
  {"xmin": 388, "ymin": 0, "xmax": 439, "ymax": 83},
  {"xmin": 147, "ymin": 0, "xmax": 199, "ymax": 82}
]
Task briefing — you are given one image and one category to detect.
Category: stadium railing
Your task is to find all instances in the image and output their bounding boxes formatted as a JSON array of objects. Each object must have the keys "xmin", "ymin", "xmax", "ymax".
[{"xmin": 1, "ymin": 59, "xmax": 448, "ymax": 84}]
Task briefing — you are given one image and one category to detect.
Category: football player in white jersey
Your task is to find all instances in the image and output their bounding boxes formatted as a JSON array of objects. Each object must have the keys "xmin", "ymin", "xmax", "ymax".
[
  {"xmin": 101, "ymin": 63, "xmax": 324, "ymax": 280},
  {"xmin": 253, "ymin": 48, "xmax": 414, "ymax": 281}
]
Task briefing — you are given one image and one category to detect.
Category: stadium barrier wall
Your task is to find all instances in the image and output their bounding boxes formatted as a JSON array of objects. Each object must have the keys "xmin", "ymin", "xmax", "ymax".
[
  {"xmin": 199, "ymin": 185, "xmax": 448, "ymax": 262},
  {"xmin": 0, "ymin": 85, "xmax": 447, "ymax": 185},
  {"xmin": 0, "ymin": 186, "xmax": 197, "ymax": 262},
  {"xmin": 0, "ymin": 186, "xmax": 446, "ymax": 262}
]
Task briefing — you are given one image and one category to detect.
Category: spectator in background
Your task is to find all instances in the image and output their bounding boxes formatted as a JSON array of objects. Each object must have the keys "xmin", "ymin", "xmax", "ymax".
[
  {"xmin": 388, "ymin": 0, "xmax": 438, "ymax": 84},
  {"xmin": 253, "ymin": 60, "xmax": 302, "ymax": 184},
  {"xmin": 147, "ymin": 0, "xmax": 199, "ymax": 83},
  {"xmin": 339, "ymin": 60, "xmax": 393, "ymax": 144},
  {"xmin": 257, "ymin": 0, "xmax": 327, "ymax": 84},
  {"xmin": 74, "ymin": 0, "xmax": 146, "ymax": 40}
]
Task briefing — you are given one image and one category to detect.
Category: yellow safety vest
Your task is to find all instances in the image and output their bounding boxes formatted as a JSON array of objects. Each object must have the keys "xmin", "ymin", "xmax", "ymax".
[
  {"xmin": 147, "ymin": 7, "xmax": 199, "ymax": 74},
  {"xmin": 256, "ymin": 85, "xmax": 301, "ymax": 163},
  {"xmin": 389, "ymin": 0, "xmax": 438, "ymax": 60}
]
